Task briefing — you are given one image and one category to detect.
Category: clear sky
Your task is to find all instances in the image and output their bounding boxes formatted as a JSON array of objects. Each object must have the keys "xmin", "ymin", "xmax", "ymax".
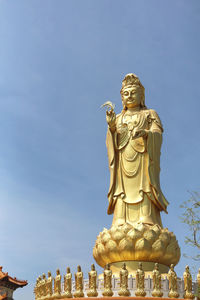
[{"xmin": 0, "ymin": 0, "xmax": 200, "ymax": 299}]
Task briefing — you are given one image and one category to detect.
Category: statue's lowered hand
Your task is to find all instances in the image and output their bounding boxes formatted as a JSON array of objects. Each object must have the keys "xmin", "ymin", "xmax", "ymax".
[{"xmin": 132, "ymin": 129, "xmax": 148, "ymax": 139}]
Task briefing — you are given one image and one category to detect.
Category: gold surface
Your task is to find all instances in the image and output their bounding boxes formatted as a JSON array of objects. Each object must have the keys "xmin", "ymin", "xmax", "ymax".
[
  {"xmin": 87, "ymin": 264, "xmax": 98, "ymax": 297},
  {"xmin": 53, "ymin": 269, "xmax": 62, "ymax": 298},
  {"xmin": 167, "ymin": 264, "xmax": 179, "ymax": 298},
  {"xmin": 93, "ymin": 223, "xmax": 180, "ymax": 269},
  {"xmin": 63, "ymin": 267, "xmax": 73, "ymax": 298},
  {"xmin": 183, "ymin": 266, "xmax": 194, "ymax": 299},
  {"xmin": 74, "ymin": 266, "xmax": 84, "ymax": 298},
  {"xmin": 197, "ymin": 269, "xmax": 200, "ymax": 300},
  {"xmin": 151, "ymin": 263, "xmax": 163, "ymax": 298},
  {"xmin": 105, "ymin": 261, "xmax": 169, "ymax": 278},
  {"xmin": 105, "ymin": 73, "xmax": 168, "ymax": 226},
  {"xmin": 102, "ymin": 265, "xmax": 113, "ymax": 297},
  {"xmin": 118, "ymin": 263, "xmax": 130, "ymax": 297},
  {"xmin": 135, "ymin": 263, "xmax": 146, "ymax": 297},
  {"xmin": 94, "ymin": 73, "xmax": 180, "ymax": 269},
  {"xmin": 46, "ymin": 271, "xmax": 53, "ymax": 299}
]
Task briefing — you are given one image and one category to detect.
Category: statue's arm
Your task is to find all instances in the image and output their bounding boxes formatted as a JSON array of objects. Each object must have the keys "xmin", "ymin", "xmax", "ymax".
[{"xmin": 149, "ymin": 109, "xmax": 163, "ymax": 133}]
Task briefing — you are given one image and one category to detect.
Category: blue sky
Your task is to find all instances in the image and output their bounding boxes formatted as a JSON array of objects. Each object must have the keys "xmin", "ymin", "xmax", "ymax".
[{"xmin": 0, "ymin": 0, "xmax": 200, "ymax": 299}]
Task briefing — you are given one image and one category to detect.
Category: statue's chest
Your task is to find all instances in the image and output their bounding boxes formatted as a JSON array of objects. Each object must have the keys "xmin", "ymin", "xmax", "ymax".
[{"xmin": 122, "ymin": 113, "xmax": 148, "ymax": 131}]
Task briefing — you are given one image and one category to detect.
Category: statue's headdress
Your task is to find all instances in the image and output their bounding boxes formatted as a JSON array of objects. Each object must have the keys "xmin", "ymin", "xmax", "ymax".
[
  {"xmin": 121, "ymin": 73, "xmax": 144, "ymax": 91},
  {"xmin": 120, "ymin": 73, "xmax": 146, "ymax": 109}
]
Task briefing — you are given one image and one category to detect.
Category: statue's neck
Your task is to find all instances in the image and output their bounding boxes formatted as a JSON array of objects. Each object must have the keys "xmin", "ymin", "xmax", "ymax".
[{"xmin": 125, "ymin": 106, "xmax": 140, "ymax": 114}]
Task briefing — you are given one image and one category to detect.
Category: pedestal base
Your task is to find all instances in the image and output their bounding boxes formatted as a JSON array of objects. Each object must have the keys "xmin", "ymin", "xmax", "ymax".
[
  {"xmin": 109, "ymin": 261, "xmax": 169, "ymax": 276},
  {"xmin": 93, "ymin": 223, "xmax": 180, "ymax": 268}
]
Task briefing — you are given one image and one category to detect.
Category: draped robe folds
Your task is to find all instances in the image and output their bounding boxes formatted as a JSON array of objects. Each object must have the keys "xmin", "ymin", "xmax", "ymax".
[{"xmin": 106, "ymin": 108, "xmax": 169, "ymax": 227}]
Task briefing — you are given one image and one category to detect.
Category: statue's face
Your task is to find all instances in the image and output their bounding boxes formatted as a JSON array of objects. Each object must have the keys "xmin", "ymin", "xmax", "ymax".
[{"xmin": 121, "ymin": 85, "xmax": 142, "ymax": 109}]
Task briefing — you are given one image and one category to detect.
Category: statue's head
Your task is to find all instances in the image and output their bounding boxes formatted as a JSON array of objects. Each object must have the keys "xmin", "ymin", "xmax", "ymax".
[
  {"xmin": 139, "ymin": 262, "xmax": 142, "ymax": 269},
  {"xmin": 185, "ymin": 265, "xmax": 189, "ymax": 272},
  {"xmin": 38, "ymin": 276, "xmax": 42, "ymax": 281},
  {"xmin": 67, "ymin": 267, "xmax": 70, "ymax": 273},
  {"xmin": 170, "ymin": 264, "xmax": 174, "ymax": 270},
  {"xmin": 105, "ymin": 264, "xmax": 110, "ymax": 270},
  {"xmin": 155, "ymin": 263, "xmax": 159, "ymax": 270},
  {"xmin": 56, "ymin": 269, "xmax": 60, "ymax": 275},
  {"xmin": 122, "ymin": 263, "xmax": 126, "ymax": 270},
  {"xmin": 77, "ymin": 265, "xmax": 81, "ymax": 272},
  {"xmin": 120, "ymin": 73, "xmax": 145, "ymax": 110},
  {"xmin": 42, "ymin": 273, "xmax": 46, "ymax": 279},
  {"xmin": 48, "ymin": 271, "xmax": 51, "ymax": 277},
  {"xmin": 91, "ymin": 264, "xmax": 95, "ymax": 271}
]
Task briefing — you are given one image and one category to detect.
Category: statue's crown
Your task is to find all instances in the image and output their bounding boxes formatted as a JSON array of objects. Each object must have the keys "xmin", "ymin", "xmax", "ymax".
[{"xmin": 121, "ymin": 73, "xmax": 144, "ymax": 90}]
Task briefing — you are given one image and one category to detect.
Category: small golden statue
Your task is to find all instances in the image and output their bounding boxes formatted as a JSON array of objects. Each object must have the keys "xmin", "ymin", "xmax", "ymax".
[
  {"xmin": 37, "ymin": 276, "xmax": 42, "ymax": 300},
  {"xmin": 183, "ymin": 265, "xmax": 194, "ymax": 299},
  {"xmin": 152, "ymin": 263, "xmax": 163, "ymax": 297},
  {"xmin": 102, "ymin": 264, "xmax": 113, "ymax": 297},
  {"xmin": 197, "ymin": 268, "xmax": 200, "ymax": 300},
  {"xmin": 54, "ymin": 269, "xmax": 62, "ymax": 298},
  {"xmin": 118, "ymin": 263, "xmax": 130, "ymax": 297},
  {"xmin": 41, "ymin": 273, "xmax": 47, "ymax": 299},
  {"xmin": 167, "ymin": 264, "xmax": 179, "ymax": 298},
  {"xmin": 87, "ymin": 264, "xmax": 98, "ymax": 297},
  {"xmin": 135, "ymin": 262, "xmax": 146, "ymax": 297},
  {"xmin": 46, "ymin": 271, "xmax": 53, "ymax": 299},
  {"xmin": 74, "ymin": 265, "xmax": 84, "ymax": 298},
  {"xmin": 63, "ymin": 267, "xmax": 73, "ymax": 298},
  {"xmin": 34, "ymin": 277, "xmax": 40, "ymax": 300}
]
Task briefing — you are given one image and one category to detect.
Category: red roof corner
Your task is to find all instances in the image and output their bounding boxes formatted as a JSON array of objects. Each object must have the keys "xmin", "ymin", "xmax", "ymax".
[{"xmin": 0, "ymin": 266, "xmax": 27, "ymax": 289}]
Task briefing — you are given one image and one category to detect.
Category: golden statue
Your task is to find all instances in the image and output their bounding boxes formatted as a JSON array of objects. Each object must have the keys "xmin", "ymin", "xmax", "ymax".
[
  {"xmin": 34, "ymin": 278, "xmax": 40, "ymax": 300},
  {"xmin": 135, "ymin": 262, "xmax": 146, "ymax": 297},
  {"xmin": 152, "ymin": 263, "xmax": 163, "ymax": 297},
  {"xmin": 37, "ymin": 276, "xmax": 42, "ymax": 300},
  {"xmin": 167, "ymin": 264, "xmax": 179, "ymax": 298},
  {"xmin": 183, "ymin": 265, "xmax": 194, "ymax": 299},
  {"xmin": 46, "ymin": 271, "xmax": 53, "ymax": 299},
  {"xmin": 74, "ymin": 265, "xmax": 84, "ymax": 298},
  {"xmin": 197, "ymin": 269, "xmax": 200, "ymax": 300},
  {"xmin": 105, "ymin": 73, "xmax": 168, "ymax": 227},
  {"xmin": 63, "ymin": 267, "xmax": 73, "ymax": 298},
  {"xmin": 102, "ymin": 264, "xmax": 113, "ymax": 297},
  {"xmin": 118, "ymin": 263, "xmax": 130, "ymax": 297},
  {"xmin": 93, "ymin": 73, "xmax": 180, "ymax": 274},
  {"xmin": 54, "ymin": 269, "xmax": 61, "ymax": 298},
  {"xmin": 87, "ymin": 264, "xmax": 98, "ymax": 297},
  {"xmin": 41, "ymin": 273, "xmax": 47, "ymax": 299}
]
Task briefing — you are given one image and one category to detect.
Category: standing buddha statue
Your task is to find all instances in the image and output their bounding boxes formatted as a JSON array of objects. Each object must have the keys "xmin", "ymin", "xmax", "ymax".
[
  {"xmin": 87, "ymin": 264, "xmax": 98, "ymax": 297},
  {"xmin": 64, "ymin": 267, "xmax": 73, "ymax": 298},
  {"xmin": 118, "ymin": 263, "xmax": 130, "ymax": 297}
]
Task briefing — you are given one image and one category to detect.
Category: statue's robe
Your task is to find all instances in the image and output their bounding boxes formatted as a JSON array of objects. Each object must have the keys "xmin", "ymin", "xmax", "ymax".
[{"xmin": 106, "ymin": 108, "xmax": 168, "ymax": 227}]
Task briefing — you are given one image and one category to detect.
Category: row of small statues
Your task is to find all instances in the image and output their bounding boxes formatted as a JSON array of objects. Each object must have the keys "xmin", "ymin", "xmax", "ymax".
[{"xmin": 34, "ymin": 263, "xmax": 200, "ymax": 299}]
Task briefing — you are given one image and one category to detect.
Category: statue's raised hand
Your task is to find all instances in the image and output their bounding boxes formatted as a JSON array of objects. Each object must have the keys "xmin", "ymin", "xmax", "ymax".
[
  {"xmin": 106, "ymin": 109, "xmax": 116, "ymax": 128},
  {"xmin": 101, "ymin": 101, "xmax": 116, "ymax": 130}
]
